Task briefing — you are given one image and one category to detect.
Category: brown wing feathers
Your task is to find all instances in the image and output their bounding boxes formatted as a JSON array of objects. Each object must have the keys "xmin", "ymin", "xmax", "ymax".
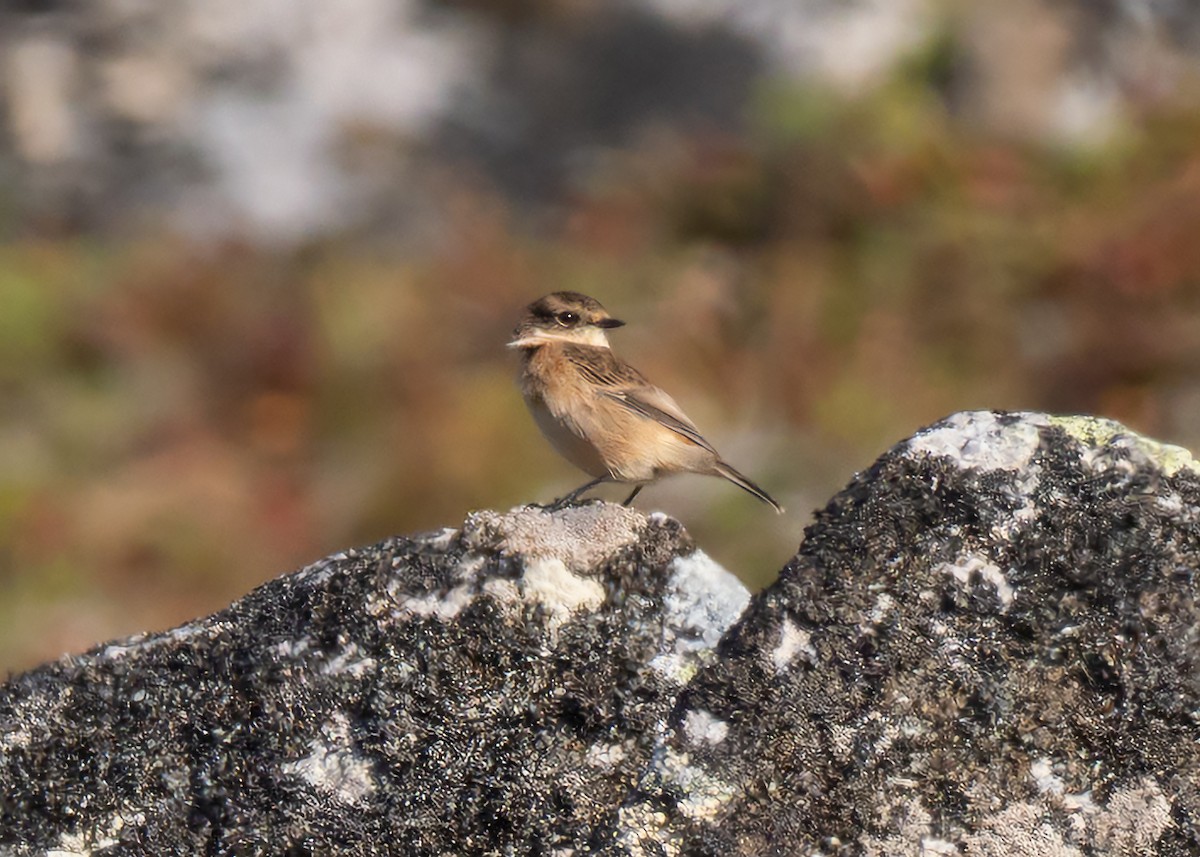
[{"xmin": 562, "ymin": 344, "xmax": 716, "ymax": 452}]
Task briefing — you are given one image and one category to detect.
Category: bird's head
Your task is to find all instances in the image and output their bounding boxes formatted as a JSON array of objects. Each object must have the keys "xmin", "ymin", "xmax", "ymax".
[{"xmin": 508, "ymin": 291, "xmax": 625, "ymax": 349}]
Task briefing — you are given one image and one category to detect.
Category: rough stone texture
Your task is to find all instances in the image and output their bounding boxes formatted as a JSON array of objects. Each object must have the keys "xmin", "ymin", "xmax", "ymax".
[
  {"xmin": 3, "ymin": 410, "xmax": 1200, "ymax": 855},
  {"xmin": 0, "ymin": 503, "xmax": 746, "ymax": 855},
  {"xmin": 617, "ymin": 411, "xmax": 1200, "ymax": 856}
]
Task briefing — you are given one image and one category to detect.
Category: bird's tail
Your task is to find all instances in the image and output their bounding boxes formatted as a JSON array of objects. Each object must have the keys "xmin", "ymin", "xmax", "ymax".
[{"xmin": 713, "ymin": 460, "xmax": 784, "ymax": 513}]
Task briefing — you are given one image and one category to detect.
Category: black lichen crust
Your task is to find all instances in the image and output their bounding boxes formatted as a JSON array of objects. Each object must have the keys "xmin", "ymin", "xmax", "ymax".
[
  {"xmin": 644, "ymin": 414, "xmax": 1200, "ymax": 855},
  {"xmin": 0, "ymin": 507, "xmax": 697, "ymax": 856}
]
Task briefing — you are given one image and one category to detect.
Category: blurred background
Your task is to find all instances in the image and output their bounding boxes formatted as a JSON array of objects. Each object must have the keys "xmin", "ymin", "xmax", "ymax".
[{"xmin": 4, "ymin": 0, "xmax": 1200, "ymax": 675}]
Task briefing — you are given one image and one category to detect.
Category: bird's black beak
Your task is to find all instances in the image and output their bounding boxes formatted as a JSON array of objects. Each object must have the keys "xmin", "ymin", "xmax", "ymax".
[{"xmin": 596, "ymin": 317, "xmax": 625, "ymax": 329}]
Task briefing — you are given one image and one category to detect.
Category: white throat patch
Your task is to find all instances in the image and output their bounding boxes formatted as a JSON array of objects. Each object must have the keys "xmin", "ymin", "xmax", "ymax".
[{"xmin": 508, "ymin": 327, "xmax": 612, "ymax": 349}]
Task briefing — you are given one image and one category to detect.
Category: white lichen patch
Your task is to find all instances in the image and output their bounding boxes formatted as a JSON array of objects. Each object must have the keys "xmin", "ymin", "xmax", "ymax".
[
  {"xmin": 1030, "ymin": 758, "xmax": 1095, "ymax": 812},
  {"xmin": 271, "ymin": 637, "xmax": 311, "ymax": 659},
  {"xmin": 664, "ymin": 552, "xmax": 749, "ymax": 647},
  {"xmin": 519, "ymin": 556, "xmax": 607, "ymax": 630},
  {"xmin": 47, "ymin": 832, "xmax": 98, "ymax": 857},
  {"xmin": 1030, "ymin": 757, "xmax": 1063, "ymax": 795},
  {"xmin": 455, "ymin": 553, "xmax": 488, "ymax": 578},
  {"xmin": 476, "ymin": 563, "xmax": 607, "ymax": 637},
  {"xmin": 907, "ymin": 411, "xmax": 1048, "ymax": 472},
  {"xmin": 0, "ymin": 725, "xmax": 30, "ymax": 751},
  {"xmin": 320, "ymin": 642, "xmax": 377, "ymax": 678},
  {"xmin": 994, "ymin": 463, "xmax": 1042, "ymax": 538},
  {"xmin": 771, "ymin": 617, "xmax": 817, "ymax": 671},
  {"xmin": 282, "ymin": 713, "xmax": 376, "ymax": 803},
  {"xmin": 607, "ymin": 743, "xmax": 739, "ymax": 854},
  {"xmin": 647, "ymin": 651, "xmax": 696, "ymax": 685},
  {"xmin": 965, "ymin": 801, "xmax": 1083, "ymax": 857},
  {"xmin": 395, "ymin": 583, "xmax": 477, "ymax": 622},
  {"xmin": 481, "ymin": 577, "xmax": 521, "ymax": 605},
  {"xmin": 584, "ymin": 740, "xmax": 630, "ymax": 769},
  {"xmin": 656, "ymin": 748, "xmax": 738, "ymax": 821},
  {"xmin": 860, "ymin": 798, "xmax": 937, "ymax": 857},
  {"xmin": 936, "ymin": 553, "xmax": 1015, "ymax": 610},
  {"xmin": 415, "ymin": 526, "xmax": 459, "ymax": 551},
  {"xmin": 1154, "ymin": 490, "xmax": 1186, "ymax": 516},
  {"xmin": 293, "ymin": 554, "xmax": 343, "ymax": 585},
  {"xmin": 897, "ymin": 775, "xmax": 1173, "ymax": 855},
  {"xmin": 373, "ymin": 550, "xmax": 494, "ymax": 623},
  {"xmin": 466, "ymin": 503, "xmax": 645, "ymax": 573},
  {"xmin": 1091, "ymin": 777, "xmax": 1172, "ymax": 852},
  {"xmin": 859, "ymin": 591, "xmax": 896, "ymax": 636},
  {"xmin": 650, "ymin": 551, "xmax": 750, "ymax": 683},
  {"xmin": 101, "ymin": 621, "xmax": 214, "ymax": 660},
  {"xmin": 682, "ymin": 709, "xmax": 729, "ymax": 746},
  {"xmin": 1049, "ymin": 415, "xmax": 1200, "ymax": 476},
  {"xmin": 1062, "ymin": 791, "xmax": 1097, "ymax": 813},
  {"xmin": 827, "ymin": 722, "xmax": 858, "ymax": 761},
  {"xmin": 45, "ymin": 810, "xmax": 143, "ymax": 856},
  {"xmin": 613, "ymin": 804, "xmax": 680, "ymax": 857},
  {"xmin": 49, "ymin": 832, "xmax": 117, "ymax": 855}
]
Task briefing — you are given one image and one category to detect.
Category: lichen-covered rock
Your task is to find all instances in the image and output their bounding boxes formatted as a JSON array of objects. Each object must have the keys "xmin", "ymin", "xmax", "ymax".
[
  {"xmin": 617, "ymin": 411, "xmax": 1200, "ymax": 855},
  {"xmin": 0, "ymin": 504, "xmax": 748, "ymax": 855},
  {"xmin": 3, "ymin": 411, "xmax": 1200, "ymax": 856}
]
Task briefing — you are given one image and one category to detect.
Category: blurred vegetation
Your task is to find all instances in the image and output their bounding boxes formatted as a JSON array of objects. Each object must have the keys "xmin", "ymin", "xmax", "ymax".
[{"xmin": 6, "ymin": 64, "xmax": 1200, "ymax": 676}]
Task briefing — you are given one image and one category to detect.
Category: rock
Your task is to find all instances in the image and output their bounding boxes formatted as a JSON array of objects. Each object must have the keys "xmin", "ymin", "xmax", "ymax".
[
  {"xmin": 618, "ymin": 411, "xmax": 1200, "ymax": 855},
  {"xmin": 2, "ymin": 411, "xmax": 1199, "ymax": 855},
  {"xmin": 0, "ymin": 502, "xmax": 748, "ymax": 855}
]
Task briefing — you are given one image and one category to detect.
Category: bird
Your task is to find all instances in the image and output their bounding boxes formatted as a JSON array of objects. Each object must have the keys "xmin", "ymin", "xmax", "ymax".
[{"xmin": 509, "ymin": 291, "xmax": 783, "ymax": 512}]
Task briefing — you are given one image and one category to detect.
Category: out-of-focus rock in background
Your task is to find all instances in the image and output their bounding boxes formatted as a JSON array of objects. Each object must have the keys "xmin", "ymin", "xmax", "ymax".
[
  {"xmin": 4, "ymin": 0, "xmax": 1200, "ymax": 674},
  {"xmin": 1, "ymin": 0, "xmax": 1194, "ymax": 240}
]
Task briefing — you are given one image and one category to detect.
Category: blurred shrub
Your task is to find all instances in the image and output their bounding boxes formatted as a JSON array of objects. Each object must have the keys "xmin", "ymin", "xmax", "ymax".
[{"xmin": 6, "ymin": 77, "xmax": 1200, "ymax": 674}]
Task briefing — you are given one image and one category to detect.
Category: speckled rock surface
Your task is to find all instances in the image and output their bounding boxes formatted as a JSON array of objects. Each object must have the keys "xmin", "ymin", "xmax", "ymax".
[
  {"xmin": 617, "ymin": 411, "xmax": 1200, "ymax": 855},
  {"xmin": 3, "ymin": 411, "xmax": 1200, "ymax": 856},
  {"xmin": 0, "ymin": 503, "xmax": 748, "ymax": 855}
]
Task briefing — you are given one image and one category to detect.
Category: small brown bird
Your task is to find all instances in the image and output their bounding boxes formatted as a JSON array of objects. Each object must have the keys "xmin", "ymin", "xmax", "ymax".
[{"xmin": 509, "ymin": 291, "xmax": 783, "ymax": 512}]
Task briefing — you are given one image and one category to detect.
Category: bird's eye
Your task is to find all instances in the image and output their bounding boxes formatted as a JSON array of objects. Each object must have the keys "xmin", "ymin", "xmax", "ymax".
[{"xmin": 556, "ymin": 311, "xmax": 579, "ymax": 326}]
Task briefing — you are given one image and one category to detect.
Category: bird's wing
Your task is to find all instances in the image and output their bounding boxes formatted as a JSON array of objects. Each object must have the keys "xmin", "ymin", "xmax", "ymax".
[
  {"xmin": 603, "ymin": 388, "xmax": 717, "ymax": 454},
  {"xmin": 563, "ymin": 345, "xmax": 717, "ymax": 454}
]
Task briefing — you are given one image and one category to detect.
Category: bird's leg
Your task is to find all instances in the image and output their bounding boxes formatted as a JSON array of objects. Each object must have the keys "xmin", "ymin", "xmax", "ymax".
[
  {"xmin": 546, "ymin": 476, "xmax": 608, "ymax": 510},
  {"xmin": 621, "ymin": 485, "xmax": 644, "ymax": 506}
]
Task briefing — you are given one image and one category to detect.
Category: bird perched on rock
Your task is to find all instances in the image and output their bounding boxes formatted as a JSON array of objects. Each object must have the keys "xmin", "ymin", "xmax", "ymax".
[{"xmin": 509, "ymin": 291, "xmax": 783, "ymax": 512}]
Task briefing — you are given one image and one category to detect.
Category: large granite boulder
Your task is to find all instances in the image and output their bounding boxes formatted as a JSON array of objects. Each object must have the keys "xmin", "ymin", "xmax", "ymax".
[{"xmin": 2, "ymin": 411, "xmax": 1198, "ymax": 855}]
